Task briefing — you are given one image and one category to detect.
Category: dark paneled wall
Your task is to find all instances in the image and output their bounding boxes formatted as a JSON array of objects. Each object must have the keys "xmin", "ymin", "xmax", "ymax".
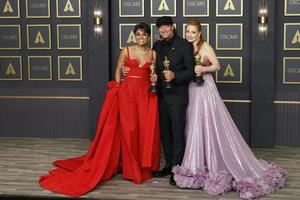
[
  {"xmin": 0, "ymin": 0, "xmax": 110, "ymax": 138},
  {"xmin": 0, "ymin": 88, "xmax": 89, "ymax": 138},
  {"xmin": 274, "ymin": 0, "xmax": 300, "ymax": 146},
  {"xmin": 275, "ymin": 90, "xmax": 300, "ymax": 146},
  {"xmin": 0, "ymin": 0, "xmax": 299, "ymax": 147},
  {"xmin": 88, "ymin": 0, "xmax": 110, "ymax": 139},
  {"xmin": 0, "ymin": 91, "xmax": 89, "ymax": 138},
  {"xmin": 250, "ymin": 0, "xmax": 275, "ymax": 147},
  {"xmin": 275, "ymin": 103, "xmax": 300, "ymax": 147}
]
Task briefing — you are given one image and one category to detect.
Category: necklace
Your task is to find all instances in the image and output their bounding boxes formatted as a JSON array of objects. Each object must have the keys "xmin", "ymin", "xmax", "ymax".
[{"xmin": 135, "ymin": 45, "xmax": 149, "ymax": 55}]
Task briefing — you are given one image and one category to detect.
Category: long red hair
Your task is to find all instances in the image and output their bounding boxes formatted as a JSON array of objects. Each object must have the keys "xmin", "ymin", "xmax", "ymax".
[{"xmin": 186, "ymin": 19, "xmax": 204, "ymax": 55}]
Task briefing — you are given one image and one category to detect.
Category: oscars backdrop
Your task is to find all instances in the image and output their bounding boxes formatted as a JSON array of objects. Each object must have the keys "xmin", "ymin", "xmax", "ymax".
[
  {"xmin": 0, "ymin": 0, "xmax": 299, "ymax": 147},
  {"xmin": 111, "ymin": 0, "xmax": 300, "ymax": 147}
]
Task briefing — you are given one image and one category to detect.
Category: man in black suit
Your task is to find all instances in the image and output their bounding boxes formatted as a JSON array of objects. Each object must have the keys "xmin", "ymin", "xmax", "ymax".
[{"xmin": 152, "ymin": 16, "xmax": 195, "ymax": 186}]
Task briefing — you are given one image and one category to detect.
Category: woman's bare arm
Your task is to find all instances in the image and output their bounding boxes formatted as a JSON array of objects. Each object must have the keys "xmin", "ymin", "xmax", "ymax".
[{"xmin": 115, "ymin": 48, "xmax": 127, "ymax": 83}]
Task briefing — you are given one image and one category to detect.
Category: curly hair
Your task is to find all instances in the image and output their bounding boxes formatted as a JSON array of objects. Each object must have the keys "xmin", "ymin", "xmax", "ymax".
[{"xmin": 134, "ymin": 22, "xmax": 151, "ymax": 36}]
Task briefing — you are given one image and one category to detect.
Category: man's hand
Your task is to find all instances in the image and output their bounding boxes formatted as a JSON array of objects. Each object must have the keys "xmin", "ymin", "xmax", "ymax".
[
  {"xmin": 122, "ymin": 66, "xmax": 130, "ymax": 76},
  {"xmin": 163, "ymin": 70, "xmax": 175, "ymax": 81},
  {"xmin": 150, "ymin": 73, "xmax": 158, "ymax": 82}
]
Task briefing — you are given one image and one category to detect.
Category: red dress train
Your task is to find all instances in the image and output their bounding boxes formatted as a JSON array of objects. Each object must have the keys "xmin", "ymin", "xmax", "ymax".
[{"xmin": 39, "ymin": 49, "xmax": 160, "ymax": 197}]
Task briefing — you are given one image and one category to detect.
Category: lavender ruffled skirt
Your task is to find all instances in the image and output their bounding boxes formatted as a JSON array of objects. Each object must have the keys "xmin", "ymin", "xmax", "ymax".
[{"xmin": 173, "ymin": 74, "xmax": 287, "ymax": 199}]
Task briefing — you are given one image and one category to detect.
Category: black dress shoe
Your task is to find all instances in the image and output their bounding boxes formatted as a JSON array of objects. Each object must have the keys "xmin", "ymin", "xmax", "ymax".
[
  {"xmin": 152, "ymin": 164, "xmax": 172, "ymax": 177},
  {"xmin": 169, "ymin": 173, "xmax": 176, "ymax": 186}
]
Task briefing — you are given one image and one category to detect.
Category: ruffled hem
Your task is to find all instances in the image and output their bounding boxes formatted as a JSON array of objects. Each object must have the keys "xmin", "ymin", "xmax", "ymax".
[
  {"xmin": 172, "ymin": 166, "xmax": 207, "ymax": 189},
  {"xmin": 173, "ymin": 162, "xmax": 287, "ymax": 199},
  {"xmin": 233, "ymin": 162, "xmax": 287, "ymax": 199},
  {"xmin": 173, "ymin": 166, "xmax": 232, "ymax": 194}
]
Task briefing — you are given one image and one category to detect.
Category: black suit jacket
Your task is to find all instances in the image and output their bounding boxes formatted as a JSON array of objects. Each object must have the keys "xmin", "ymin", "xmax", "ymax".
[{"xmin": 153, "ymin": 36, "xmax": 195, "ymax": 104}]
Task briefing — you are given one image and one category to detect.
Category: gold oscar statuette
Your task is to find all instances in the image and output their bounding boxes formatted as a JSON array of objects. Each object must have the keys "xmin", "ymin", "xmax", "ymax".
[
  {"xmin": 194, "ymin": 54, "xmax": 205, "ymax": 85},
  {"xmin": 150, "ymin": 61, "xmax": 157, "ymax": 93},
  {"xmin": 163, "ymin": 56, "xmax": 172, "ymax": 88}
]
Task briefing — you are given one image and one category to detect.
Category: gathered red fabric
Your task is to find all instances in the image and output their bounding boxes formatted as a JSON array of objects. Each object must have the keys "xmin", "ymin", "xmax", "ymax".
[{"xmin": 39, "ymin": 49, "xmax": 160, "ymax": 197}]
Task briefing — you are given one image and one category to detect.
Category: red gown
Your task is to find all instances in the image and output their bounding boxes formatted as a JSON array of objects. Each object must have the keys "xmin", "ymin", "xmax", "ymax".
[{"xmin": 39, "ymin": 48, "xmax": 160, "ymax": 197}]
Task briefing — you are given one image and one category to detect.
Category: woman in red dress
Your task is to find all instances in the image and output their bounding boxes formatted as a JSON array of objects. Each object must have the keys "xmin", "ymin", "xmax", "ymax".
[{"xmin": 39, "ymin": 23, "xmax": 160, "ymax": 197}]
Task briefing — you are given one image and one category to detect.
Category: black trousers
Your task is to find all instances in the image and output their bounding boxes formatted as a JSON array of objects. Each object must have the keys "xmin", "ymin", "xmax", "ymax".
[{"xmin": 158, "ymin": 96, "xmax": 187, "ymax": 167}]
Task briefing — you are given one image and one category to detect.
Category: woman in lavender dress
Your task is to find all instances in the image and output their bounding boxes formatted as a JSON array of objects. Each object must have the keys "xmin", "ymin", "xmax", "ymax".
[{"xmin": 173, "ymin": 19, "xmax": 286, "ymax": 199}]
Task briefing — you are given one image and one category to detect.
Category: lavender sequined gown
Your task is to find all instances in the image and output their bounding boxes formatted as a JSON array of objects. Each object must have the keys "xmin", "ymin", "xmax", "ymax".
[{"xmin": 173, "ymin": 43, "xmax": 286, "ymax": 199}]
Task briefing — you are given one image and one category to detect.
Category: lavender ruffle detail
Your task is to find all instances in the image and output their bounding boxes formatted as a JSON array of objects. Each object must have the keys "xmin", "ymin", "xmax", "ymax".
[
  {"xmin": 233, "ymin": 163, "xmax": 287, "ymax": 199},
  {"xmin": 172, "ymin": 165, "xmax": 207, "ymax": 189},
  {"xmin": 173, "ymin": 163, "xmax": 287, "ymax": 199}
]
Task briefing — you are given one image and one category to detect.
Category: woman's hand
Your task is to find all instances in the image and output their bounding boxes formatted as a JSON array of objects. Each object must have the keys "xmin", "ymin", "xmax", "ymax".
[
  {"xmin": 122, "ymin": 66, "xmax": 130, "ymax": 76},
  {"xmin": 194, "ymin": 65, "xmax": 206, "ymax": 76},
  {"xmin": 150, "ymin": 73, "xmax": 158, "ymax": 82}
]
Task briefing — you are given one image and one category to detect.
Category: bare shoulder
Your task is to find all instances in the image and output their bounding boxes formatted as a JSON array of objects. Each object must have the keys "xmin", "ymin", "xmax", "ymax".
[
  {"xmin": 128, "ymin": 45, "xmax": 135, "ymax": 50},
  {"xmin": 118, "ymin": 47, "xmax": 129, "ymax": 61},
  {"xmin": 203, "ymin": 42, "xmax": 214, "ymax": 50},
  {"xmin": 120, "ymin": 47, "xmax": 127, "ymax": 56}
]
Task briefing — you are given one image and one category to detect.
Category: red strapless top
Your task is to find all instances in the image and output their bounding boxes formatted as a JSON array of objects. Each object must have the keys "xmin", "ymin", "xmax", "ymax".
[{"xmin": 124, "ymin": 47, "xmax": 153, "ymax": 78}]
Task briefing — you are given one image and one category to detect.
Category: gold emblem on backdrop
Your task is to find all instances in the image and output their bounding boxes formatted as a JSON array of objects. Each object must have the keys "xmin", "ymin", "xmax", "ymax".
[
  {"xmin": 216, "ymin": 0, "xmax": 243, "ymax": 17},
  {"xmin": 216, "ymin": 57, "xmax": 242, "ymax": 84},
  {"xmin": 223, "ymin": 64, "xmax": 235, "ymax": 77},
  {"xmin": 3, "ymin": 0, "xmax": 13, "ymax": 12},
  {"xmin": 151, "ymin": 0, "xmax": 176, "ymax": 17},
  {"xmin": 284, "ymin": 23, "xmax": 300, "ymax": 50},
  {"xmin": 64, "ymin": 0, "xmax": 74, "ymax": 12},
  {"xmin": 0, "ymin": 0, "xmax": 19, "ymax": 19},
  {"xmin": 119, "ymin": 24, "xmax": 136, "ymax": 49},
  {"xmin": 158, "ymin": 0, "xmax": 169, "ymax": 11},
  {"xmin": 27, "ymin": 24, "xmax": 51, "ymax": 49},
  {"xmin": 126, "ymin": 31, "xmax": 136, "ymax": 43},
  {"xmin": 56, "ymin": 0, "xmax": 81, "ymax": 18},
  {"xmin": 224, "ymin": 0, "xmax": 236, "ymax": 11},
  {"xmin": 34, "ymin": 31, "xmax": 45, "ymax": 44},
  {"xmin": 5, "ymin": 62, "xmax": 16, "ymax": 75},
  {"xmin": 0, "ymin": 56, "xmax": 22, "ymax": 80},
  {"xmin": 65, "ymin": 62, "xmax": 76, "ymax": 75},
  {"xmin": 58, "ymin": 56, "xmax": 82, "ymax": 81},
  {"xmin": 291, "ymin": 30, "xmax": 300, "ymax": 44}
]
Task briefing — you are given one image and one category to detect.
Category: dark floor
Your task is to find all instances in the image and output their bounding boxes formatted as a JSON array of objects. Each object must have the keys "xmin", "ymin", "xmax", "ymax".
[{"xmin": 0, "ymin": 137, "xmax": 299, "ymax": 200}]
